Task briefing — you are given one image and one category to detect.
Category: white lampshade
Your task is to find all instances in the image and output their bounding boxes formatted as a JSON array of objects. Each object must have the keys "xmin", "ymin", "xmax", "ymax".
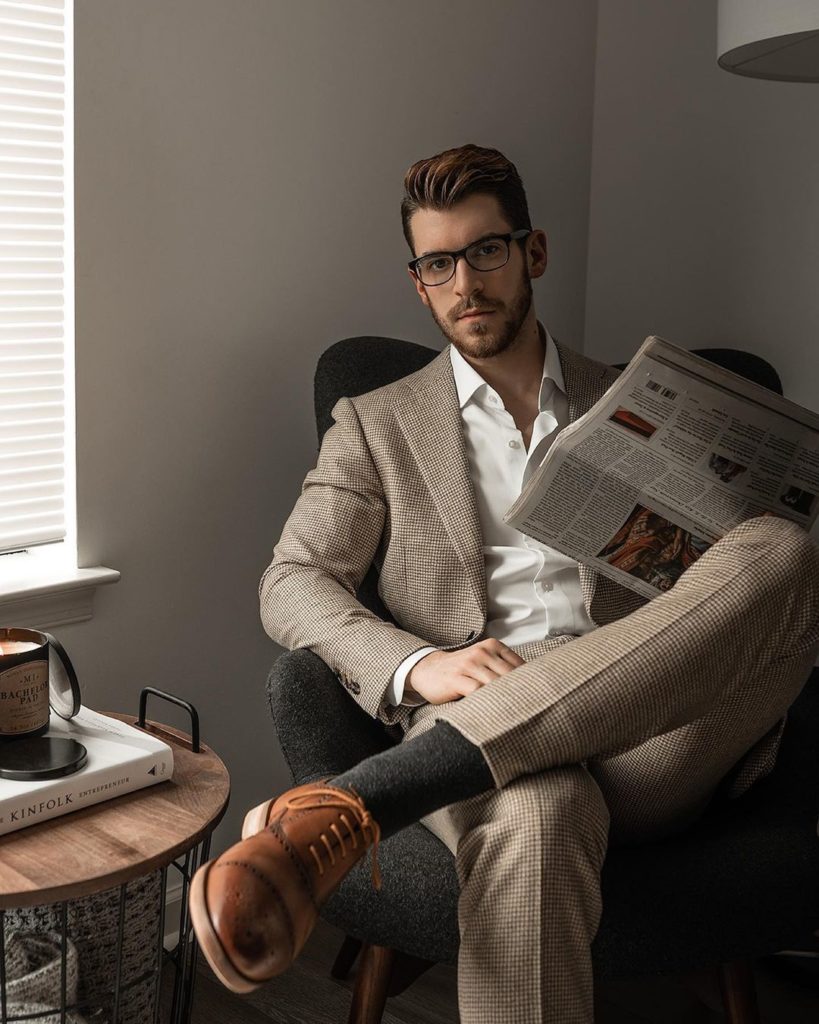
[{"xmin": 718, "ymin": 0, "xmax": 819, "ymax": 81}]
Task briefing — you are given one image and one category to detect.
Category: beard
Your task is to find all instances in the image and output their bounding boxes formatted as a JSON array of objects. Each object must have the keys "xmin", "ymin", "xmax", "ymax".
[{"xmin": 428, "ymin": 268, "xmax": 533, "ymax": 360}]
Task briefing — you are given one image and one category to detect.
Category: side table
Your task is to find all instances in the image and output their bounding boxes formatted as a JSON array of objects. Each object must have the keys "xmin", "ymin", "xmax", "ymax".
[{"xmin": 0, "ymin": 708, "xmax": 230, "ymax": 1024}]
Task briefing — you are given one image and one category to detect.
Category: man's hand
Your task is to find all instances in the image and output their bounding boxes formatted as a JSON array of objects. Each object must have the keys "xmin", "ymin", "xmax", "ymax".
[{"xmin": 406, "ymin": 639, "xmax": 525, "ymax": 705}]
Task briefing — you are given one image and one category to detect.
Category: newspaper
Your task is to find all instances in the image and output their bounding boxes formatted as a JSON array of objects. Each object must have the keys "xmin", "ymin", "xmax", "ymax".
[{"xmin": 505, "ymin": 336, "xmax": 819, "ymax": 598}]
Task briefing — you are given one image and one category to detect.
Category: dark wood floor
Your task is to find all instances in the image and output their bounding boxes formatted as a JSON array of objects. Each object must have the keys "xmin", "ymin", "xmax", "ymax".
[{"xmin": 163, "ymin": 920, "xmax": 819, "ymax": 1024}]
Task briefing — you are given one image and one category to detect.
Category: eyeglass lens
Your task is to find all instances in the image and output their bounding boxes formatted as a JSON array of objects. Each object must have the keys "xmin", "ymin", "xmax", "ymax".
[{"xmin": 415, "ymin": 237, "xmax": 510, "ymax": 286}]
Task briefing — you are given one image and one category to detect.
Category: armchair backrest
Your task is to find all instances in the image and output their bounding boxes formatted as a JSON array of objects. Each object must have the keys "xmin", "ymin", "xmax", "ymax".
[{"xmin": 315, "ymin": 336, "xmax": 438, "ymax": 445}]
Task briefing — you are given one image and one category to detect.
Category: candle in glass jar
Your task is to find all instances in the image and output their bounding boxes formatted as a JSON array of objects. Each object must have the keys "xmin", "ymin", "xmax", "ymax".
[
  {"xmin": 0, "ymin": 631, "xmax": 49, "ymax": 738},
  {"xmin": 0, "ymin": 640, "xmax": 39, "ymax": 656}
]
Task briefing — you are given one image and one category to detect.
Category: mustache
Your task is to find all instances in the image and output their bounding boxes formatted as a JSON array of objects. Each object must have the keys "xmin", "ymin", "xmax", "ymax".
[{"xmin": 453, "ymin": 302, "xmax": 499, "ymax": 319}]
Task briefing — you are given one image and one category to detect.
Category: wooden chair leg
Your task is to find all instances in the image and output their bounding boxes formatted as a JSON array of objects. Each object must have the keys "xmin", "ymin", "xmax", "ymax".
[
  {"xmin": 719, "ymin": 959, "xmax": 761, "ymax": 1024},
  {"xmin": 347, "ymin": 943, "xmax": 395, "ymax": 1024},
  {"xmin": 385, "ymin": 950, "xmax": 437, "ymax": 997},
  {"xmin": 332, "ymin": 935, "xmax": 363, "ymax": 980}
]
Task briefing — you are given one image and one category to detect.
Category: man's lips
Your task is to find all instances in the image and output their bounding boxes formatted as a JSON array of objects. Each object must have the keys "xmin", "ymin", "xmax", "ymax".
[{"xmin": 458, "ymin": 309, "xmax": 495, "ymax": 319}]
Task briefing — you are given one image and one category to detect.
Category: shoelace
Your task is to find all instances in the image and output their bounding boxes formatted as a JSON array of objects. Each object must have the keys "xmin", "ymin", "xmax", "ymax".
[{"xmin": 283, "ymin": 786, "xmax": 382, "ymax": 890}]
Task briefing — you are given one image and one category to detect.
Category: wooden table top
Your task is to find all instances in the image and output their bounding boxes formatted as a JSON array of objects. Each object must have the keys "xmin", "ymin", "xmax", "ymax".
[{"xmin": 0, "ymin": 714, "xmax": 230, "ymax": 908}]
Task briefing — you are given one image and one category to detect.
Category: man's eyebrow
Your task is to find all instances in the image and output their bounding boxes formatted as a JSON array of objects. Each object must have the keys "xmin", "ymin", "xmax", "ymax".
[{"xmin": 416, "ymin": 231, "xmax": 506, "ymax": 259}]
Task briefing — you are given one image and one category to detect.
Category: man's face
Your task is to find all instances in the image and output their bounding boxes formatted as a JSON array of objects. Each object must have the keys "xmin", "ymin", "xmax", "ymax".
[{"xmin": 407, "ymin": 193, "xmax": 547, "ymax": 360}]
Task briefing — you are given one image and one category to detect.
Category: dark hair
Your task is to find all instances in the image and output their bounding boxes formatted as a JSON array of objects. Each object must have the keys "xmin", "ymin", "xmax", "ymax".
[{"xmin": 401, "ymin": 144, "xmax": 532, "ymax": 253}]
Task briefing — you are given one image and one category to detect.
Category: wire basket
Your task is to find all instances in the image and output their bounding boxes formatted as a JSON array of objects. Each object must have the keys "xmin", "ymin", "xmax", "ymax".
[{"xmin": 1, "ymin": 870, "xmax": 163, "ymax": 1023}]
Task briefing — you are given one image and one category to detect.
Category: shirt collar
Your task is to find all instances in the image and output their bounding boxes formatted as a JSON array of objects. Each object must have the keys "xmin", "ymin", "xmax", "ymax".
[{"xmin": 449, "ymin": 323, "xmax": 565, "ymax": 411}]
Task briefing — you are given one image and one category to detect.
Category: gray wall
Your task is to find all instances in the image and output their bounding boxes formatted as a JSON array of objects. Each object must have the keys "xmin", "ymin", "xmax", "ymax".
[
  {"xmin": 585, "ymin": 1, "xmax": 819, "ymax": 416},
  {"xmin": 64, "ymin": 0, "xmax": 599, "ymax": 850}
]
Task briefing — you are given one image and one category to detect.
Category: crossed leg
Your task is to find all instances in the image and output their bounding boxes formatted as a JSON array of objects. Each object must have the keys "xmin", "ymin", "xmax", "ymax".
[{"xmin": 403, "ymin": 515, "xmax": 819, "ymax": 1023}]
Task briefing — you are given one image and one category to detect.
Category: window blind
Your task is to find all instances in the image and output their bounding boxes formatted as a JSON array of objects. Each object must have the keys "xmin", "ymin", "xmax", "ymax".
[{"xmin": 0, "ymin": 0, "xmax": 68, "ymax": 554}]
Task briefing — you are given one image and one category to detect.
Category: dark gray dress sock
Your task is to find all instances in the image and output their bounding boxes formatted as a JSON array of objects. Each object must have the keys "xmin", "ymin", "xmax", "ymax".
[{"xmin": 331, "ymin": 721, "xmax": 495, "ymax": 839}]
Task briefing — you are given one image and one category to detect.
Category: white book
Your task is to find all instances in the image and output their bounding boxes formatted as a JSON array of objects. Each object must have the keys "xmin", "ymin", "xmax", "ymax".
[{"xmin": 0, "ymin": 706, "xmax": 174, "ymax": 837}]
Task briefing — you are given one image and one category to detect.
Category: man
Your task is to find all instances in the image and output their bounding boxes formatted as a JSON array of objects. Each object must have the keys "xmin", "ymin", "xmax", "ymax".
[{"xmin": 189, "ymin": 144, "xmax": 819, "ymax": 1024}]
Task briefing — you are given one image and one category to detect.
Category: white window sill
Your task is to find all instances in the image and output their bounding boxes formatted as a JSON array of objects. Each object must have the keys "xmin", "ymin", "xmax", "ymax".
[{"xmin": 0, "ymin": 549, "xmax": 120, "ymax": 629}]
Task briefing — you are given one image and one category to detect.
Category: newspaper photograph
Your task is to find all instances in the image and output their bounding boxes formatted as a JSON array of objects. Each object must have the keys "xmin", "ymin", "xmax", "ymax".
[{"xmin": 505, "ymin": 336, "xmax": 819, "ymax": 598}]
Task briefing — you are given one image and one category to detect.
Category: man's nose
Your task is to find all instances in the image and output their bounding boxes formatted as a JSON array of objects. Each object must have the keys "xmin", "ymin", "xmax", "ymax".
[{"xmin": 452, "ymin": 256, "xmax": 484, "ymax": 298}]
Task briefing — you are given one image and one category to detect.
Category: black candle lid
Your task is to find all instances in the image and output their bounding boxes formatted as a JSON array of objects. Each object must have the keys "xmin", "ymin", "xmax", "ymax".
[
  {"xmin": 44, "ymin": 631, "xmax": 82, "ymax": 720},
  {"xmin": 0, "ymin": 736, "xmax": 87, "ymax": 781}
]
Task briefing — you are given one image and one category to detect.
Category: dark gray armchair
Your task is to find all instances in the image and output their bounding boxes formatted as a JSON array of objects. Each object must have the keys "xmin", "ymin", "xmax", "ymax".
[{"xmin": 266, "ymin": 337, "xmax": 819, "ymax": 1024}]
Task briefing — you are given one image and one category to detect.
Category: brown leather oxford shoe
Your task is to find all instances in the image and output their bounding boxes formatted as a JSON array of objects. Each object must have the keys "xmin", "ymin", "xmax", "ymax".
[{"xmin": 189, "ymin": 781, "xmax": 381, "ymax": 993}]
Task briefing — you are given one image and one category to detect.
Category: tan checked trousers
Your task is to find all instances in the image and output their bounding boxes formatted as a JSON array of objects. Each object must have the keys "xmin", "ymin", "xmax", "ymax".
[{"xmin": 402, "ymin": 516, "xmax": 819, "ymax": 1024}]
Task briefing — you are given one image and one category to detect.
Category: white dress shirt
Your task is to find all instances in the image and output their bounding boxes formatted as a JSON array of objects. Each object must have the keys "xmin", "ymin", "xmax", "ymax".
[{"xmin": 387, "ymin": 326, "xmax": 597, "ymax": 706}]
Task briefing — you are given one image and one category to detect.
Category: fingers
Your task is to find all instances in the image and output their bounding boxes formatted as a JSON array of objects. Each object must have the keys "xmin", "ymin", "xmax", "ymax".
[
  {"xmin": 474, "ymin": 638, "xmax": 524, "ymax": 669},
  {"xmin": 464, "ymin": 661, "xmax": 503, "ymax": 687},
  {"xmin": 462, "ymin": 641, "xmax": 522, "ymax": 686},
  {"xmin": 449, "ymin": 661, "xmax": 509, "ymax": 700},
  {"xmin": 495, "ymin": 645, "xmax": 525, "ymax": 668},
  {"xmin": 425, "ymin": 640, "xmax": 525, "ymax": 704},
  {"xmin": 453, "ymin": 676, "xmax": 484, "ymax": 698},
  {"xmin": 481, "ymin": 653, "xmax": 518, "ymax": 678}
]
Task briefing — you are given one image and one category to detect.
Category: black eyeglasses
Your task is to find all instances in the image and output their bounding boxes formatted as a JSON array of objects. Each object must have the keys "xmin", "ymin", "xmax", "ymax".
[{"xmin": 408, "ymin": 229, "xmax": 531, "ymax": 287}]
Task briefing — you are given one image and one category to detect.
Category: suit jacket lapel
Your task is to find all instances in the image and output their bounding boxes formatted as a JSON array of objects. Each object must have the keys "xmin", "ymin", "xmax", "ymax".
[
  {"xmin": 394, "ymin": 349, "xmax": 487, "ymax": 620},
  {"xmin": 553, "ymin": 337, "xmax": 617, "ymax": 426}
]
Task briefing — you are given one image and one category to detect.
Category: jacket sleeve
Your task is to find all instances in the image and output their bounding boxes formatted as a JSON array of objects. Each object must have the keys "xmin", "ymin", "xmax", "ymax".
[{"xmin": 259, "ymin": 396, "xmax": 433, "ymax": 723}]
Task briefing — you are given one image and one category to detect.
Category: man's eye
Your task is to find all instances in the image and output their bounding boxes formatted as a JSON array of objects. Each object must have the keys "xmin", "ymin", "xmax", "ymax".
[
  {"xmin": 477, "ymin": 243, "xmax": 501, "ymax": 257},
  {"xmin": 426, "ymin": 258, "xmax": 451, "ymax": 272}
]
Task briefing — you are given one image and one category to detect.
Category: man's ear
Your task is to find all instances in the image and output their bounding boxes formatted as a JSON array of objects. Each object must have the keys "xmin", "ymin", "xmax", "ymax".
[
  {"xmin": 407, "ymin": 267, "xmax": 431, "ymax": 308},
  {"xmin": 527, "ymin": 229, "xmax": 548, "ymax": 280}
]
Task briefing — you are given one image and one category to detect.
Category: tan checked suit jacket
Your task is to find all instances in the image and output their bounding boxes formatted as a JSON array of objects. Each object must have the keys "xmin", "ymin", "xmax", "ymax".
[
  {"xmin": 261, "ymin": 344, "xmax": 634, "ymax": 720},
  {"xmin": 259, "ymin": 339, "xmax": 786, "ymax": 790}
]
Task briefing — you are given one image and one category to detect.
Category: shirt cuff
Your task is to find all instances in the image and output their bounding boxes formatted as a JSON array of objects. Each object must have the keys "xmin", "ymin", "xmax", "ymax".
[{"xmin": 387, "ymin": 647, "xmax": 438, "ymax": 706}]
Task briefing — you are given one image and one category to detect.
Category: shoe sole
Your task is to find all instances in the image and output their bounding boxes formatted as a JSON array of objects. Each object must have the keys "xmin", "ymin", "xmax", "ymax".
[
  {"xmin": 241, "ymin": 799, "xmax": 274, "ymax": 839},
  {"xmin": 188, "ymin": 859, "xmax": 263, "ymax": 994}
]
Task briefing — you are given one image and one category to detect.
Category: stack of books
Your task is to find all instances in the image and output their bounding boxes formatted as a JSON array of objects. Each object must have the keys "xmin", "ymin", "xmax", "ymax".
[{"xmin": 0, "ymin": 707, "xmax": 174, "ymax": 836}]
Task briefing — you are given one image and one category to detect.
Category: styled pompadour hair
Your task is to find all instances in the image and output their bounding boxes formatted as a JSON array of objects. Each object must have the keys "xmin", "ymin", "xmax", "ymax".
[{"xmin": 401, "ymin": 144, "xmax": 532, "ymax": 253}]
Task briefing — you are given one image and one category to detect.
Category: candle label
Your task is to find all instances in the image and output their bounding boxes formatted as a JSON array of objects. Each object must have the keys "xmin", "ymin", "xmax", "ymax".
[{"xmin": 0, "ymin": 660, "xmax": 49, "ymax": 734}]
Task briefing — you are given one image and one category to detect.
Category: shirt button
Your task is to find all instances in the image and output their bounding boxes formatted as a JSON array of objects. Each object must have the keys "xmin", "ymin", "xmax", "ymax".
[
  {"xmin": 548, "ymin": 629, "xmax": 562, "ymax": 637},
  {"xmin": 508, "ymin": 439, "xmax": 520, "ymax": 449}
]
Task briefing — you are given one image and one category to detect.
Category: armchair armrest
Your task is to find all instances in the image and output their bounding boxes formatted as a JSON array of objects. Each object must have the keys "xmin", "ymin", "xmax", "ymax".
[{"xmin": 266, "ymin": 648, "xmax": 397, "ymax": 786}]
